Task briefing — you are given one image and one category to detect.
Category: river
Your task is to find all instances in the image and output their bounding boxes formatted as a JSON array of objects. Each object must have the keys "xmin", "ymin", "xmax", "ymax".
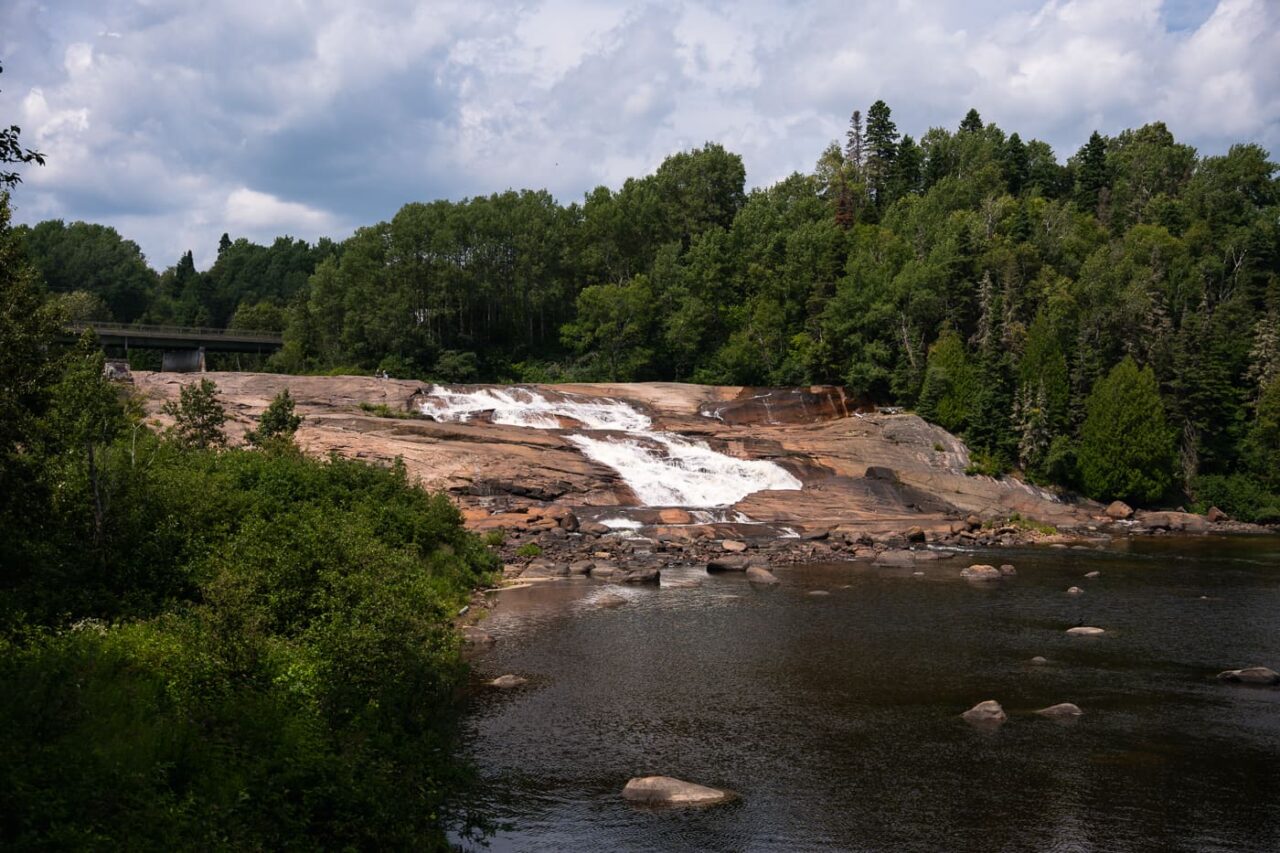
[{"xmin": 456, "ymin": 535, "xmax": 1280, "ymax": 851}]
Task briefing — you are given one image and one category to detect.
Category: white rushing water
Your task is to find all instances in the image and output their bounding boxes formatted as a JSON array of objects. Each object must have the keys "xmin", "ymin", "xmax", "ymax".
[{"xmin": 419, "ymin": 386, "xmax": 802, "ymax": 508}]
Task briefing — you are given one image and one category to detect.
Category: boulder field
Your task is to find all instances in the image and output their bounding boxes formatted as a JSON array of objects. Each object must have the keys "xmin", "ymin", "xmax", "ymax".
[{"xmin": 133, "ymin": 373, "xmax": 1255, "ymax": 566}]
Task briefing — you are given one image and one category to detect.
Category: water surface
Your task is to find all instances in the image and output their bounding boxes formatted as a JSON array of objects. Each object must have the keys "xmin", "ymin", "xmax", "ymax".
[{"xmin": 458, "ymin": 537, "xmax": 1280, "ymax": 851}]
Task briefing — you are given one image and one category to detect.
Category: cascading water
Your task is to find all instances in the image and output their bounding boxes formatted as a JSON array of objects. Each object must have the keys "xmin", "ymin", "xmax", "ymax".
[{"xmin": 418, "ymin": 385, "xmax": 802, "ymax": 508}]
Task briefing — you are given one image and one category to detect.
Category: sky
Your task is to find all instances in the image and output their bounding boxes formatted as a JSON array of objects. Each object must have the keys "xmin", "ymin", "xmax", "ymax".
[{"xmin": 1, "ymin": 0, "xmax": 1277, "ymax": 271}]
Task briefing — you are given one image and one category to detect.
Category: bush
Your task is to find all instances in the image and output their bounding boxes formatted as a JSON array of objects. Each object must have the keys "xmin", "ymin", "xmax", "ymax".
[
  {"xmin": 515, "ymin": 542, "xmax": 542, "ymax": 558},
  {"xmin": 1, "ymin": 444, "xmax": 498, "ymax": 848},
  {"xmin": 1190, "ymin": 474, "xmax": 1280, "ymax": 524}
]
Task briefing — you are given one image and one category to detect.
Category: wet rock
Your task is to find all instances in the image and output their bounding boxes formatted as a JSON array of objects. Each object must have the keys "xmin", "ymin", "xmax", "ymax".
[
  {"xmin": 621, "ymin": 776, "xmax": 735, "ymax": 806},
  {"xmin": 558, "ymin": 512, "xmax": 580, "ymax": 532},
  {"xmin": 462, "ymin": 626, "xmax": 495, "ymax": 647},
  {"xmin": 523, "ymin": 560, "xmax": 568, "ymax": 578},
  {"xmin": 1066, "ymin": 586, "xmax": 1084, "ymax": 596},
  {"xmin": 1066, "ymin": 626, "xmax": 1106, "ymax": 636},
  {"xmin": 569, "ymin": 560, "xmax": 595, "ymax": 575},
  {"xmin": 873, "ymin": 550, "xmax": 918, "ymax": 566},
  {"xmin": 1029, "ymin": 656, "xmax": 1049, "ymax": 666},
  {"xmin": 1084, "ymin": 570, "xmax": 1101, "ymax": 579},
  {"xmin": 745, "ymin": 566, "xmax": 780, "ymax": 585},
  {"xmin": 999, "ymin": 564, "xmax": 1017, "ymax": 576},
  {"xmin": 658, "ymin": 508, "xmax": 693, "ymax": 525},
  {"xmin": 799, "ymin": 528, "xmax": 830, "ymax": 541},
  {"xmin": 721, "ymin": 539, "xmax": 748, "ymax": 552},
  {"xmin": 590, "ymin": 562, "xmax": 619, "ymax": 579},
  {"xmin": 961, "ymin": 564, "xmax": 1002, "ymax": 581},
  {"xmin": 1036, "ymin": 702, "xmax": 1083, "ymax": 719},
  {"xmin": 581, "ymin": 521, "xmax": 612, "ymax": 535},
  {"xmin": 961, "ymin": 700, "xmax": 1007, "ymax": 726},
  {"xmin": 620, "ymin": 566, "xmax": 660, "ymax": 584},
  {"xmin": 1216, "ymin": 666, "xmax": 1280, "ymax": 686},
  {"xmin": 662, "ymin": 578, "xmax": 702, "ymax": 589},
  {"xmin": 807, "ymin": 590, "xmax": 830, "ymax": 596},
  {"xmin": 1136, "ymin": 511, "xmax": 1209, "ymax": 533},
  {"xmin": 706, "ymin": 556, "xmax": 749, "ymax": 572},
  {"xmin": 488, "ymin": 674, "xmax": 528, "ymax": 688},
  {"xmin": 595, "ymin": 593, "xmax": 628, "ymax": 609},
  {"xmin": 905, "ymin": 526, "xmax": 926, "ymax": 543},
  {"xmin": 1105, "ymin": 500, "xmax": 1134, "ymax": 520}
]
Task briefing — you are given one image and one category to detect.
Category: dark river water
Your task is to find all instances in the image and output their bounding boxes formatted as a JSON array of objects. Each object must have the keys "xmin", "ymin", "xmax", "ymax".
[{"xmin": 454, "ymin": 536, "xmax": 1280, "ymax": 852}]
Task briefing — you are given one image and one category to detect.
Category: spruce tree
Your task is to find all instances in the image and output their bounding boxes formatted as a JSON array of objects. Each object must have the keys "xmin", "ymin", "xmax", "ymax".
[
  {"xmin": 162, "ymin": 378, "xmax": 228, "ymax": 450},
  {"xmin": 864, "ymin": 100, "xmax": 899, "ymax": 210},
  {"xmin": 1074, "ymin": 131, "xmax": 1110, "ymax": 214},
  {"xmin": 245, "ymin": 388, "xmax": 303, "ymax": 448},
  {"xmin": 1078, "ymin": 358, "xmax": 1176, "ymax": 503},
  {"xmin": 959, "ymin": 108, "xmax": 984, "ymax": 133}
]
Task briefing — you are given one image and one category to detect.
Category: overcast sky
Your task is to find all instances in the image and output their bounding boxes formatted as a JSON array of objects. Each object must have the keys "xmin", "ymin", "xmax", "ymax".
[{"xmin": 2, "ymin": 0, "xmax": 1277, "ymax": 270}]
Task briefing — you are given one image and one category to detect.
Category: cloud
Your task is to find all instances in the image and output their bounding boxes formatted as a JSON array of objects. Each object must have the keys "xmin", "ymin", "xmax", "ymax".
[{"xmin": 0, "ymin": 0, "xmax": 1274, "ymax": 271}]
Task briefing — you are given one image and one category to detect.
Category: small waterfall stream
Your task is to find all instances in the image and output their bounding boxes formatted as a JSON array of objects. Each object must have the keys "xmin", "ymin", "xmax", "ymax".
[{"xmin": 418, "ymin": 385, "xmax": 801, "ymax": 508}]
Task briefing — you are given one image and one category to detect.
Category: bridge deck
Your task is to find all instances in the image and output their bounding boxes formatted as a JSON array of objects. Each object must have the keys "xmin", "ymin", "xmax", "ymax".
[{"xmin": 63, "ymin": 322, "xmax": 284, "ymax": 352}]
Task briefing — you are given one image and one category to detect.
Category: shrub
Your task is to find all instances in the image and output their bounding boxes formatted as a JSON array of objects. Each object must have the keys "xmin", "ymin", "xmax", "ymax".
[
  {"xmin": 515, "ymin": 542, "xmax": 542, "ymax": 559},
  {"xmin": 1077, "ymin": 358, "xmax": 1175, "ymax": 504}
]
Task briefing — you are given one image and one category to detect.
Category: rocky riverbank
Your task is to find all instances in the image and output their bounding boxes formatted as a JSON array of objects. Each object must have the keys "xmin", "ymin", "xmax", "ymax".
[{"xmin": 131, "ymin": 371, "xmax": 1270, "ymax": 590}]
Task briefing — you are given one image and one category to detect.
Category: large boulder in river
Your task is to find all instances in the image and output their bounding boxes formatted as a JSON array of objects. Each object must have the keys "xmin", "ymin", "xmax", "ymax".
[
  {"xmin": 1105, "ymin": 500, "xmax": 1134, "ymax": 520},
  {"xmin": 745, "ymin": 566, "xmax": 780, "ymax": 585},
  {"xmin": 961, "ymin": 700, "xmax": 1007, "ymax": 726},
  {"xmin": 620, "ymin": 566, "xmax": 660, "ymax": 584},
  {"xmin": 707, "ymin": 556, "xmax": 748, "ymax": 572},
  {"xmin": 961, "ymin": 564, "xmax": 1002, "ymax": 581},
  {"xmin": 622, "ymin": 776, "xmax": 735, "ymax": 806},
  {"xmin": 1136, "ymin": 511, "xmax": 1209, "ymax": 532},
  {"xmin": 1216, "ymin": 666, "xmax": 1280, "ymax": 686}
]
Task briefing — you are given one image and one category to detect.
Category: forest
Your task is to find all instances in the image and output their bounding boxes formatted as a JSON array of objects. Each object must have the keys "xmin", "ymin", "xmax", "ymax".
[{"xmin": 16, "ymin": 102, "xmax": 1280, "ymax": 517}]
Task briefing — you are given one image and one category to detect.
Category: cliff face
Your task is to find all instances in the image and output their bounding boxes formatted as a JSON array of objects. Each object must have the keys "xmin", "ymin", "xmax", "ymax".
[{"xmin": 134, "ymin": 372, "xmax": 1098, "ymax": 536}]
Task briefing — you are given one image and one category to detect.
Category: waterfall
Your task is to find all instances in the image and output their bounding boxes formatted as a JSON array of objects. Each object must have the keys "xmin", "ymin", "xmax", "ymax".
[{"xmin": 419, "ymin": 385, "xmax": 801, "ymax": 508}]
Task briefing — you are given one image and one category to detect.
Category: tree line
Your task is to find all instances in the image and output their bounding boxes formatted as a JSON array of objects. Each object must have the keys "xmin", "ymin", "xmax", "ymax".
[{"xmin": 17, "ymin": 102, "xmax": 1280, "ymax": 515}]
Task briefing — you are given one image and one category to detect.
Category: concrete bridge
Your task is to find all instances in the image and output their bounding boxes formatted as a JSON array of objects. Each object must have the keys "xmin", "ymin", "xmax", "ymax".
[{"xmin": 62, "ymin": 322, "xmax": 283, "ymax": 371}]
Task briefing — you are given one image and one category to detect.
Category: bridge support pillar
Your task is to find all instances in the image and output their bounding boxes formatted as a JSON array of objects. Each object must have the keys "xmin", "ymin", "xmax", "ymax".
[{"xmin": 161, "ymin": 347, "xmax": 206, "ymax": 373}]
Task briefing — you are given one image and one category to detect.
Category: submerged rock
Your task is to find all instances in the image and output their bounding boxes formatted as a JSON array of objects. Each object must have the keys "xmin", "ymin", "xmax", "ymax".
[
  {"xmin": 1029, "ymin": 656, "xmax": 1049, "ymax": 665},
  {"xmin": 488, "ymin": 674, "xmax": 528, "ymax": 688},
  {"xmin": 706, "ymin": 556, "xmax": 749, "ymax": 572},
  {"xmin": 745, "ymin": 566, "xmax": 780, "ymax": 585},
  {"xmin": 620, "ymin": 566, "xmax": 660, "ymax": 584},
  {"xmin": 962, "ymin": 700, "xmax": 1007, "ymax": 726},
  {"xmin": 595, "ymin": 593, "xmax": 628, "ymax": 609},
  {"xmin": 1084, "ymin": 570, "xmax": 1101, "ymax": 579},
  {"xmin": 961, "ymin": 564, "xmax": 1002, "ymax": 581},
  {"xmin": 1216, "ymin": 666, "xmax": 1280, "ymax": 685},
  {"xmin": 1035, "ymin": 702, "xmax": 1084, "ymax": 719},
  {"xmin": 999, "ymin": 564, "xmax": 1017, "ymax": 576},
  {"xmin": 621, "ymin": 775, "xmax": 735, "ymax": 806},
  {"xmin": 569, "ymin": 560, "xmax": 595, "ymax": 575},
  {"xmin": 1066, "ymin": 586, "xmax": 1084, "ymax": 596},
  {"xmin": 1066, "ymin": 626, "xmax": 1106, "ymax": 636}
]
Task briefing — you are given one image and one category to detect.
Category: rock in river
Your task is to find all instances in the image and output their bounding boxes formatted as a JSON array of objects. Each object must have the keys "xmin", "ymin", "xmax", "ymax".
[
  {"xmin": 595, "ymin": 593, "xmax": 628, "ymax": 609},
  {"xmin": 721, "ymin": 539, "xmax": 748, "ymax": 552},
  {"xmin": 1035, "ymin": 702, "xmax": 1084, "ymax": 719},
  {"xmin": 961, "ymin": 564, "xmax": 1002, "ymax": 581},
  {"xmin": 621, "ymin": 776, "xmax": 735, "ymax": 806},
  {"xmin": 1216, "ymin": 666, "xmax": 1280, "ymax": 686},
  {"xmin": 1066, "ymin": 626, "xmax": 1106, "ymax": 636},
  {"xmin": 961, "ymin": 700, "xmax": 1007, "ymax": 726},
  {"xmin": 488, "ymin": 674, "xmax": 528, "ymax": 688},
  {"xmin": 745, "ymin": 566, "xmax": 780, "ymax": 585},
  {"xmin": 707, "ymin": 556, "xmax": 749, "ymax": 572},
  {"xmin": 1066, "ymin": 586, "xmax": 1084, "ymax": 596}
]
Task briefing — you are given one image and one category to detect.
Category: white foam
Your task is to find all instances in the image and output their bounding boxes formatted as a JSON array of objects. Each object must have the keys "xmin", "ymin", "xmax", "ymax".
[
  {"xmin": 568, "ymin": 433, "xmax": 801, "ymax": 507},
  {"xmin": 597, "ymin": 517, "xmax": 644, "ymax": 530},
  {"xmin": 419, "ymin": 385, "xmax": 651, "ymax": 432}
]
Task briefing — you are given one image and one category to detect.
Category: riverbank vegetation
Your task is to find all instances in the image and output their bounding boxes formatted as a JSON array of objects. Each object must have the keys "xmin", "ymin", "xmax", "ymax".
[
  {"xmin": 1, "ymin": 193, "xmax": 498, "ymax": 847},
  {"xmin": 15, "ymin": 103, "xmax": 1280, "ymax": 512}
]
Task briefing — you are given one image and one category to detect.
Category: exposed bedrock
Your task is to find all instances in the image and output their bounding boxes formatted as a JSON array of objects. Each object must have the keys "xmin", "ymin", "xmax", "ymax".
[{"xmin": 135, "ymin": 372, "xmax": 1107, "ymax": 538}]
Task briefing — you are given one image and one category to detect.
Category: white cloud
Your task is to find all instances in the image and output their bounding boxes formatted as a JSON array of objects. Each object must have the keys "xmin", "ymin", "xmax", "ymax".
[{"xmin": 1, "ymin": 0, "xmax": 1275, "ymax": 270}]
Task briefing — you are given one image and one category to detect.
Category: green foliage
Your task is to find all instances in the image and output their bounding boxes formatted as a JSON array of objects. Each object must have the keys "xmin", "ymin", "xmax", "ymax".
[
  {"xmin": 482, "ymin": 530, "xmax": 505, "ymax": 547},
  {"xmin": 245, "ymin": 388, "xmax": 302, "ymax": 448},
  {"xmin": 917, "ymin": 328, "xmax": 976, "ymax": 432},
  {"xmin": 1243, "ymin": 375, "xmax": 1280, "ymax": 490},
  {"xmin": 1078, "ymin": 358, "xmax": 1176, "ymax": 503},
  {"xmin": 1189, "ymin": 474, "xmax": 1280, "ymax": 524},
  {"xmin": 515, "ymin": 542, "xmax": 542, "ymax": 559},
  {"xmin": 358, "ymin": 402, "xmax": 418, "ymax": 419},
  {"xmin": 162, "ymin": 378, "xmax": 228, "ymax": 450}
]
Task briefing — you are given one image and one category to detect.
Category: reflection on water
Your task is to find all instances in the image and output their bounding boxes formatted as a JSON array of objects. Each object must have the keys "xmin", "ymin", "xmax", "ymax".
[{"xmin": 455, "ymin": 537, "xmax": 1280, "ymax": 852}]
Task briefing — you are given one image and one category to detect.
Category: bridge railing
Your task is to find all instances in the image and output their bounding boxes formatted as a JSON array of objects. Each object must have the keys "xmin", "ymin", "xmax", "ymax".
[{"xmin": 67, "ymin": 321, "xmax": 284, "ymax": 343}]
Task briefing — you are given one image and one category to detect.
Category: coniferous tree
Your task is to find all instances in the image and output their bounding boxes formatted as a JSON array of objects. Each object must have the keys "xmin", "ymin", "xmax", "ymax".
[
  {"xmin": 162, "ymin": 378, "xmax": 228, "ymax": 450},
  {"xmin": 1078, "ymin": 358, "xmax": 1176, "ymax": 503},
  {"xmin": 1074, "ymin": 131, "xmax": 1110, "ymax": 215},
  {"xmin": 864, "ymin": 100, "xmax": 899, "ymax": 210},
  {"xmin": 245, "ymin": 388, "xmax": 303, "ymax": 448},
  {"xmin": 959, "ymin": 108, "xmax": 984, "ymax": 133}
]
